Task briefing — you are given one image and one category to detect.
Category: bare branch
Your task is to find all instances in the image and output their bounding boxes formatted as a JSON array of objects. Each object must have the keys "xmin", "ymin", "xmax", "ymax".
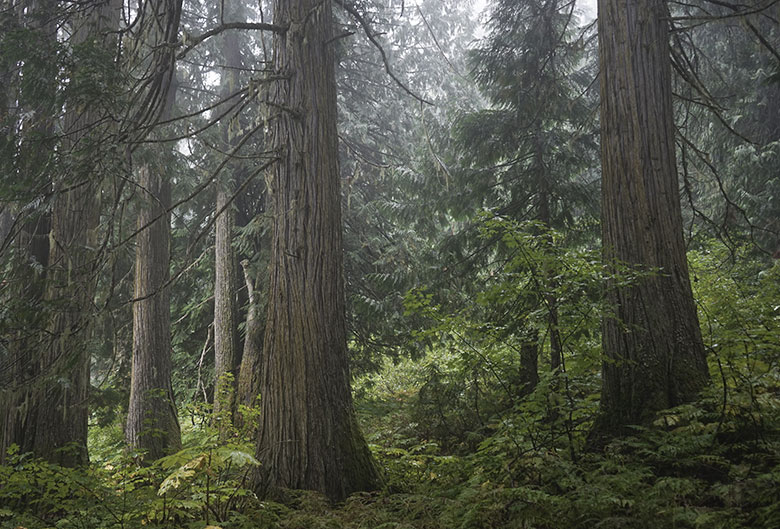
[{"xmin": 177, "ymin": 22, "xmax": 288, "ymax": 60}]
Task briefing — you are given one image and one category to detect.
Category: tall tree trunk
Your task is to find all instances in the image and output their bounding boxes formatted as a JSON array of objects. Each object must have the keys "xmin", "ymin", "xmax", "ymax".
[
  {"xmin": 126, "ymin": 162, "xmax": 181, "ymax": 460},
  {"xmin": 0, "ymin": 214, "xmax": 49, "ymax": 463},
  {"xmin": 0, "ymin": 0, "xmax": 53, "ymax": 463},
  {"xmin": 595, "ymin": 0, "xmax": 709, "ymax": 433},
  {"xmin": 37, "ymin": 171, "xmax": 96, "ymax": 467},
  {"xmin": 125, "ymin": 0, "xmax": 182, "ymax": 463},
  {"xmin": 213, "ymin": 186, "xmax": 239, "ymax": 428},
  {"xmin": 256, "ymin": 0, "xmax": 380, "ymax": 501},
  {"xmin": 213, "ymin": 1, "xmax": 243, "ymax": 431},
  {"xmin": 25, "ymin": 0, "xmax": 119, "ymax": 466}
]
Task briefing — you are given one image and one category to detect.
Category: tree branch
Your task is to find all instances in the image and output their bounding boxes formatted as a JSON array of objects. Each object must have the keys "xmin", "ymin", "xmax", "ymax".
[
  {"xmin": 333, "ymin": 0, "xmax": 432, "ymax": 105},
  {"xmin": 177, "ymin": 22, "xmax": 288, "ymax": 60}
]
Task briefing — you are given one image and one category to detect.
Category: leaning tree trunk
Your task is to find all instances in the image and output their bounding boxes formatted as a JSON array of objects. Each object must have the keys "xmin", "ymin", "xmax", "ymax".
[
  {"xmin": 596, "ymin": 0, "xmax": 709, "ymax": 433},
  {"xmin": 236, "ymin": 259, "xmax": 263, "ymax": 414},
  {"xmin": 256, "ymin": 0, "xmax": 380, "ymax": 501}
]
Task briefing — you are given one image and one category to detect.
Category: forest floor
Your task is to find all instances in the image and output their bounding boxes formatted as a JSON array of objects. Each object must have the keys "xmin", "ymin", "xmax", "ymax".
[{"xmin": 4, "ymin": 348, "xmax": 779, "ymax": 529}]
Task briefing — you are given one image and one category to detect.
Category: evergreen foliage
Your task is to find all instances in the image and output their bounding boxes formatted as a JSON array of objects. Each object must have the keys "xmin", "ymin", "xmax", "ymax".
[{"xmin": 0, "ymin": 0, "xmax": 778, "ymax": 526}]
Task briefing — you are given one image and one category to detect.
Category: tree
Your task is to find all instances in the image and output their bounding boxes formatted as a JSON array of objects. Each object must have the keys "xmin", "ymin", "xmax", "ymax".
[
  {"xmin": 461, "ymin": 0, "xmax": 598, "ymax": 382},
  {"xmin": 212, "ymin": 0, "xmax": 244, "ymax": 433},
  {"xmin": 0, "ymin": 0, "xmax": 57, "ymax": 463},
  {"xmin": 126, "ymin": 156, "xmax": 181, "ymax": 460},
  {"xmin": 255, "ymin": 0, "xmax": 380, "ymax": 501},
  {"xmin": 0, "ymin": 0, "xmax": 123, "ymax": 466},
  {"xmin": 595, "ymin": 0, "xmax": 709, "ymax": 433},
  {"xmin": 125, "ymin": 0, "xmax": 183, "ymax": 461}
]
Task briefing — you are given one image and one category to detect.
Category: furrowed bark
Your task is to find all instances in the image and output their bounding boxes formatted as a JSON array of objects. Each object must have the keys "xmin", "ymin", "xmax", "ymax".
[
  {"xmin": 255, "ymin": 0, "xmax": 381, "ymax": 501},
  {"xmin": 595, "ymin": 0, "xmax": 709, "ymax": 436}
]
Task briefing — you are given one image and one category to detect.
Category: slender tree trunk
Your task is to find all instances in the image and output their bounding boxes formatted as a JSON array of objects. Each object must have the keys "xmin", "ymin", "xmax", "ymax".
[
  {"xmin": 518, "ymin": 339, "xmax": 539, "ymax": 397},
  {"xmin": 595, "ymin": 0, "xmax": 709, "ymax": 434},
  {"xmin": 256, "ymin": 0, "xmax": 380, "ymax": 501},
  {"xmin": 237, "ymin": 259, "xmax": 263, "ymax": 412},
  {"xmin": 536, "ymin": 174, "xmax": 562, "ymax": 372},
  {"xmin": 213, "ymin": 184, "xmax": 239, "ymax": 427},
  {"xmin": 213, "ymin": 2, "xmax": 242, "ymax": 431}
]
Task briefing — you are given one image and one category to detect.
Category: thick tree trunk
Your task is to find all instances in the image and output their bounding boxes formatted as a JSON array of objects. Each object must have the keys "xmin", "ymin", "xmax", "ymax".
[
  {"xmin": 256, "ymin": 0, "xmax": 380, "ymax": 501},
  {"xmin": 0, "ymin": 1, "xmax": 53, "ymax": 463},
  {"xmin": 125, "ymin": 0, "xmax": 182, "ymax": 462},
  {"xmin": 23, "ymin": 0, "xmax": 120, "ymax": 466},
  {"xmin": 596, "ymin": 0, "xmax": 709, "ymax": 433},
  {"xmin": 36, "ymin": 185, "xmax": 96, "ymax": 466},
  {"xmin": 126, "ymin": 163, "xmax": 181, "ymax": 460},
  {"xmin": 0, "ymin": 214, "xmax": 49, "ymax": 463}
]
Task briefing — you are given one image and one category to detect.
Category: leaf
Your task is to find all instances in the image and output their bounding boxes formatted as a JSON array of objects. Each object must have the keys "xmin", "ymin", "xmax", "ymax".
[
  {"xmin": 217, "ymin": 447, "xmax": 260, "ymax": 468},
  {"xmin": 158, "ymin": 465, "xmax": 197, "ymax": 495}
]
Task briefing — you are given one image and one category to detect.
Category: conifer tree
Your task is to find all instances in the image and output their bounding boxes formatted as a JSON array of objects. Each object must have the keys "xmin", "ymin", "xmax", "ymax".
[
  {"xmin": 595, "ymin": 0, "xmax": 709, "ymax": 433},
  {"xmin": 256, "ymin": 0, "xmax": 380, "ymax": 500},
  {"xmin": 126, "ymin": 0, "xmax": 183, "ymax": 460}
]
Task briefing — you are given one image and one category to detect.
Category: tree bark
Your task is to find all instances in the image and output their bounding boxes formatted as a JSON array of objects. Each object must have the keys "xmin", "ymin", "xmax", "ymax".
[
  {"xmin": 23, "ymin": 0, "xmax": 120, "ymax": 467},
  {"xmin": 237, "ymin": 259, "xmax": 263, "ymax": 413},
  {"xmin": 213, "ymin": 1, "xmax": 243, "ymax": 431},
  {"xmin": 126, "ymin": 162, "xmax": 181, "ymax": 460},
  {"xmin": 125, "ymin": 0, "xmax": 182, "ymax": 463},
  {"xmin": 256, "ymin": 0, "xmax": 380, "ymax": 501},
  {"xmin": 36, "ymin": 177, "xmax": 95, "ymax": 467},
  {"xmin": 0, "ymin": 213, "xmax": 49, "ymax": 463},
  {"xmin": 595, "ymin": 0, "xmax": 709, "ymax": 433}
]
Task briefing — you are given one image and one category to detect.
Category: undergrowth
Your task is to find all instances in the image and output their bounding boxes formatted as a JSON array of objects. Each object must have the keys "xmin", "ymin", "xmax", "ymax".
[{"xmin": 1, "ymin": 244, "xmax": 778, "ymax": 528}]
